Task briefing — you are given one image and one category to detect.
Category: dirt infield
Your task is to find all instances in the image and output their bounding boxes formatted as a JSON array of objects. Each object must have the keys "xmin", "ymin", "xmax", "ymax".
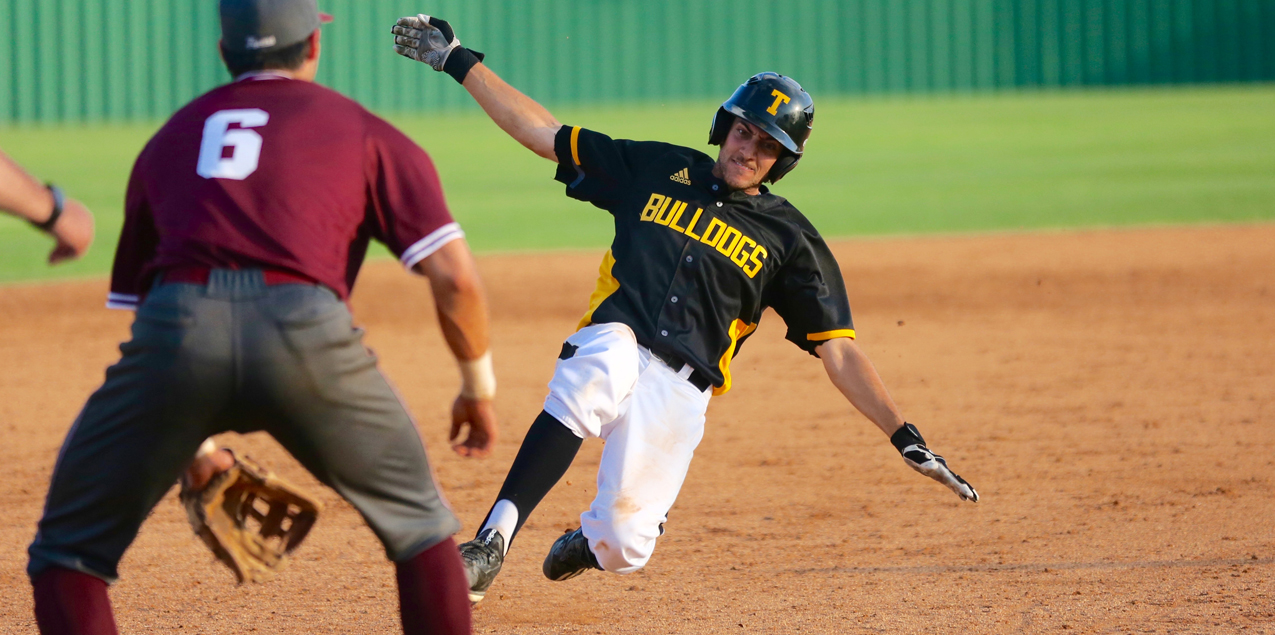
[{"xmin": 1, "ymin": 225, "xmax": 1272, "ymax": 634}]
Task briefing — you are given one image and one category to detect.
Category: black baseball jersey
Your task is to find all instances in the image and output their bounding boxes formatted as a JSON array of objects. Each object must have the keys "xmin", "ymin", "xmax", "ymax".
[{"xmin": 553, "ymin": 125, "xmax": 854, "ymax": 395}]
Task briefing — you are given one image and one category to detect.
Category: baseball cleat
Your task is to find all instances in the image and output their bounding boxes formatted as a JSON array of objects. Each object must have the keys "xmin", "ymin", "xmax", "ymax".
[
  {"xmin": 459, "ymin": 528, "xmax": 505, "ymax": 605},
  {"xmin": 542, "ymin": 527, "xmax": 603, "ymax": 581}
]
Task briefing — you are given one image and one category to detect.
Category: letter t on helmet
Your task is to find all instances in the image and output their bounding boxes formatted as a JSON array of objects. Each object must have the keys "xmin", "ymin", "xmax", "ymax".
[{"xmin": 708, "ymin": 72, "xmax": 815, "ymax": 183}]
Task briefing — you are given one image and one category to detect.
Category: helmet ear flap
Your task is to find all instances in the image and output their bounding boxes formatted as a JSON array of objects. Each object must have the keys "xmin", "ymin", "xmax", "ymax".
[
  {"xmin": 708, "ymin": 109, "xmax": 732, "ymax": 146},
  {"xmin": 764, "ymin": 155, "xmax": 799, "ymax": 184}
]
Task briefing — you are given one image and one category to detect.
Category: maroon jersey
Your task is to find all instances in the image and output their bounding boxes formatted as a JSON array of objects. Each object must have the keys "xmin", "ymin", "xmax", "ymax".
[{"xmin": 107, "ymin": 73, "xmax": 461, "ymax": 309}]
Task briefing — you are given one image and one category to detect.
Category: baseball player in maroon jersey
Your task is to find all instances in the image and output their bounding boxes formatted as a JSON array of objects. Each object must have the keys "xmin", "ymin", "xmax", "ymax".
[
  {"xmin": 27, "ymin": 2, "xmax": 493, "ymax": 634},
  {"xmin": 392, "ymin": 14, "xmax": 979, "ymax": 605},
  {"xmin": 0, "ymin": 149, "xmax": 95, "ymax": 263}
]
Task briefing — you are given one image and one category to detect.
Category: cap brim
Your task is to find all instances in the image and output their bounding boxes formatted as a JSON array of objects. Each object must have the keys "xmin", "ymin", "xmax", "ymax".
[
  {"xmin": 319, "ymin": 12, "xmax": 334, "ymax": 23},
  {"xmin": 724, "ymin": 105, "xmax": 801, "ymax": 155}
]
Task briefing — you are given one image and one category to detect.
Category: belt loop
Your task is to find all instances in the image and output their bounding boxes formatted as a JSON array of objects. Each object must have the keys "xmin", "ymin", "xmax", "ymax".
[
  {"xmin": 204, "ymin": 269, "xmax": 227, "ymax": 296},
  {"xmin": 206, "ymin": 268, "xmax": 268, "ymax": 299}
]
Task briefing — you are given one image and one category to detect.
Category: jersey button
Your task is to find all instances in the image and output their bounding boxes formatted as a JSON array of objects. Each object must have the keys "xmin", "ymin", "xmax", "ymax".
[
  {"xmin": 685, "ymin": 256, "xmax": 693, "ymax": 263},
  {"xmin": 670, "ymin": 296, "xmax": 679, "ymax": 303},
  {"xmin": 712, "ymin": 184, "xmax": 719, "ymax": 191},
  {"xmin": 660, "ymin": 330, "xmax": 669, "ymax": 337},
  {"xmin": 715, "ymin": 202, "xmax": 723, "ymax": 207}
]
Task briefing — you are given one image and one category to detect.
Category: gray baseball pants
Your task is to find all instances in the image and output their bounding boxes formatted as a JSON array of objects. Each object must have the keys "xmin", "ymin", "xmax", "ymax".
[{"xmin": 28, "ymin": 269, "xmax": 459, "ymax": 583}]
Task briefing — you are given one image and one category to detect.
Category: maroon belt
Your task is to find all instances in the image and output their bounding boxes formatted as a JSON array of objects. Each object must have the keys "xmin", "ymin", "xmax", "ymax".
[{"xmin": 162, "ymin": 266, "xmax": 318, "ymax": 287}]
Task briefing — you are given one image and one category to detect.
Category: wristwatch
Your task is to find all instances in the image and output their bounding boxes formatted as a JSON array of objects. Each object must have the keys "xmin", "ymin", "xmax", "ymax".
[{"xmin": 31, "ymin": 183, "xmax": 65, "ymax": 232}]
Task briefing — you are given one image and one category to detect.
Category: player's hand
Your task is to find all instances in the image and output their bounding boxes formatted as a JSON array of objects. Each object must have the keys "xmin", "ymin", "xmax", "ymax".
[
  {"xmin": 450, "ymin": 395, "xmax": 497, "ymax": 458},
  {"xmin": 182, "ymin": 447, "xmax": 236, "ymax": 491},
  {"xmin": 891, "ymin": 423, "xmax": 979, "ymax": 502},
  {"xmin": 392, "ymin": 15, "xmax": 465, "ymax": 71},
  {"xmin": 47, "ymin": 198, "xmax": 94, "ymax": 264}
]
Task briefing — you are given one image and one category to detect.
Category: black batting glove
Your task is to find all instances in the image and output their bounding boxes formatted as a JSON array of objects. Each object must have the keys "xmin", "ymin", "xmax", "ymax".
[
  {"xmin": 891, "ymin": 423, "xmax": 979, "ymax": 502},
  {"xmin": 392, "ymin": 14, "xmax": 485, "ymax": 83}
]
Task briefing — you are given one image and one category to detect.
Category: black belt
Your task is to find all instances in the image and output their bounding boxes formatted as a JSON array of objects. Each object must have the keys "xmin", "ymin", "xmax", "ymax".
[
  {"xmin": 558, "ymin": 338, "xmax": 714, "ymax": 393},
  {"xmin": 647, "ymin": 348, "xmax": 713, "ymax": 393}
]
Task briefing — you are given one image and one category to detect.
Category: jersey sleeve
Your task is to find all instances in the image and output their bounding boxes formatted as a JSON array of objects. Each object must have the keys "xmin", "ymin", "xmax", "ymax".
[
  {"xmin": 552, "ymin": 125, "xmax": 670, "ymax": 211},
  {"xmin": 107, "ymin": 155, "xmax": 159, "ymax": 310},
  {"xmin": 765, "ymin": 231, "xmax": 855, "ymax": 356},
  {"xmin": 363, "ymin": 114, "xmax": 464, "ymax": 271}
]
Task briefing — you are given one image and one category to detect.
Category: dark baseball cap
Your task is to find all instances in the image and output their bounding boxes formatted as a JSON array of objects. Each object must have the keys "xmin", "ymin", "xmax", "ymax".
[{"xmin": 220, "ymin": 0, "xmax": 333, "ymax": 54}]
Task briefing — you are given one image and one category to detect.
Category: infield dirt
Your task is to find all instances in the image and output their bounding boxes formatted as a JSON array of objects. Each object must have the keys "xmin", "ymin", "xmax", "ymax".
[{"xmin": 2, "ymin": 225, "xmax": 1272, "ymax": 633}]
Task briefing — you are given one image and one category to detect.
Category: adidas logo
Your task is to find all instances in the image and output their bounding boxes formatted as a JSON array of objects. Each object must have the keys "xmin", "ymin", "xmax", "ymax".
[{"xmin": 670, "ymin": 168, "xmax": 691, "ymax": 185}]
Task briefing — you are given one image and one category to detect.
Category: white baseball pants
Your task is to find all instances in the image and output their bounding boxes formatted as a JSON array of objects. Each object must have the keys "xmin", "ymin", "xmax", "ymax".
[{"xmin": 543, "ymin": 322, "xmax": 711, "ymax": 574}]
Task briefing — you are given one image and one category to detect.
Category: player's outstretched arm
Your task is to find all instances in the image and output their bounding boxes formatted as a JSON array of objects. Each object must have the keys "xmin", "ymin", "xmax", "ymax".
[
  {"xmin": 460, "ymin": 64, "xmax": 562, "ymax": 161},
  {"xmin": 414, "ymin": 238, "xmax": 499, "ymax": 457},
  {"xmin": 392, "ymin": 15, "xmax": 561, "ymax": 160},
  {"xmin": 816, "ymin": 337, "xmax": 978, "ymax": 502},
  {"xmin": 817, "ymin": 337, "xmax": 905, "ymax": 436},
  {"xmin": 0, "ymin": 149, "xmax": 95, "ymax": 263}
]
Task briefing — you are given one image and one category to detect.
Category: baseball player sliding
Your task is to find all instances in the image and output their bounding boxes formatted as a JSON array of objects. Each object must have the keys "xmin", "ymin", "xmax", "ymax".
[
  {"xmin": 393, "ymin": 15, "xmax": 979, "ymax": 604},
  {"xmin": 28, "ymin": 2, "xmax": 495, "ymax": 634}
]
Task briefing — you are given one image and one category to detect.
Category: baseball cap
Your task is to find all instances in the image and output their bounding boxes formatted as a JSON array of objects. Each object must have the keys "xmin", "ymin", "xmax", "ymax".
[{"xmin": 220, "ymin": 0, "xmax": 334, "ymax": 54}]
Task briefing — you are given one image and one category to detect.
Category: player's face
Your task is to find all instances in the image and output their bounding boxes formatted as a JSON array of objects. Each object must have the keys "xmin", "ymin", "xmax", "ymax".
[{"xmin": 713, "ymin": 118, "xmax": 783, "ymax": 193}]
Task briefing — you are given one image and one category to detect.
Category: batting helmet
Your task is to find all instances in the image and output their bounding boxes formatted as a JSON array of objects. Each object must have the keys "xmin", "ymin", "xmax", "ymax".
[{"xmin": 708, "ymin": 72, "xmax": 814, "ymax": 183}]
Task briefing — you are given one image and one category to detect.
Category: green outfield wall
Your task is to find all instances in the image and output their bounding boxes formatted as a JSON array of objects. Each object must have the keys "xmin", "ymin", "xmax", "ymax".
[{"xmin": 1, "ymin": 0, "xmax": 1273, "ymax": 125}]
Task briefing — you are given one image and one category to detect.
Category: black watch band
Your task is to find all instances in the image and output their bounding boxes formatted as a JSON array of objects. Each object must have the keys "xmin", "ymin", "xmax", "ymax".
[{"xmin": 31, "ymin": 184, "xmax": 65, "ymax": 232}]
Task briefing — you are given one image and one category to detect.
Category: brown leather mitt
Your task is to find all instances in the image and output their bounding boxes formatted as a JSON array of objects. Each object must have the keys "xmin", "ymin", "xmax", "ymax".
[{"xmin": 180, "ymin": 453, "xmax": 322, "ymax": 584}]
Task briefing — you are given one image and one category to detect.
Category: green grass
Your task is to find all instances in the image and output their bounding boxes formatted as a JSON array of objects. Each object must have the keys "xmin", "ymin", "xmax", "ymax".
[{"xmin": 2, "ymin": 85, "xmax": 1273, "ymax": 284}]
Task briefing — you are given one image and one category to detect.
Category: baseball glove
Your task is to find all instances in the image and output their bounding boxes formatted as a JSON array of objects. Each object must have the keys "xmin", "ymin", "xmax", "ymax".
[{"xmin": 180, "ymin": 452, "xmax": 322, "ymax": 584}]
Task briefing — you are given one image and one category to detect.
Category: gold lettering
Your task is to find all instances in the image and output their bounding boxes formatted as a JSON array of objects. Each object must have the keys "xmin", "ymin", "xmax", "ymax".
[
  {"xmin": 653, "ymin": 197, "xmax": 675, "ymax": 225},
  {"xmin": 731, "ymin": 236, "xmax": 756, "ymax": 265},
  {"xmin": 767, "ymin": 89, "xmax": 791, "ymax": 115},
  {"xmin": 700, "ymin": 218, "xmax": 727, "ymax": 247},
  {"xmin": 668, "ymin": 201, "xmax": 688, "ymax": 232},
  {"xmin": 744, "ymin": 244, "xmax": 768, "ymax": 278},
  {"xmin": 683, "ymin": 208, "xmax": 704, "ymax": 240},
  {"xmin": 640, "ymin": 193, "xmax": 666, "ymax": 221},
  {"xmin": 715, "ymin": 227, "xmax": 742, "ymax": 257}
]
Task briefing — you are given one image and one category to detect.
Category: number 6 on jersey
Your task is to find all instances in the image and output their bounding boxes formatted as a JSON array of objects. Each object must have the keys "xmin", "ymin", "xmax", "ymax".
[{"xmin": 197, "ymin": 109, "xmax": 269, "ymax": 180}]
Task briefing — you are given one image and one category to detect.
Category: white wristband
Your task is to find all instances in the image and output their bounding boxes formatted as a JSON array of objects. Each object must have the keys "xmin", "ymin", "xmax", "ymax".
[{"xmin": 459, "ymin": 351, "xmax": 496, "ymax": 400}]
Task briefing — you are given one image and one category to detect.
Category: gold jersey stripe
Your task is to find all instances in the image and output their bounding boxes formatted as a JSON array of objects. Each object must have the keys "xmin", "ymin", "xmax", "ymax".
[
  {"xmin": 570, "ymin": 126, "xmax": 582, "ymax": 166},
  {"xmin": 807, "ymin": 329, "xmax": 856, "ymax": 341},
  {"xmin": 577, "ymin": 250, "xmax": 620, "ymax": 330},
  {"xmin": 713, "ymin": 319, "xmax": 759, "ymax": 396}
]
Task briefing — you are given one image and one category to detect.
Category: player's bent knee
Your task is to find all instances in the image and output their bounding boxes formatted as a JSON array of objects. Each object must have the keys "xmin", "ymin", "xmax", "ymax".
[
  {"xmin": 584, "ymin": 518, "xmax": 660, "ymax": 574},
  {"xmin": 542, "ymin": 394, "xmax": 596, "ymax": 439},
  {"xmin": 371, "ymin": 511, "xmax": 463, "ymax": 563},
  {"xmin": 26, "ymin": 547, "xmax": 118, "ymax": 585},
  {"xmin": 383, "ymin": 526, "xmax": 461, "ymax": 563},
  {"xmin": 589, "ymin": 537, "xmax": 651, "ymax": 574}
]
